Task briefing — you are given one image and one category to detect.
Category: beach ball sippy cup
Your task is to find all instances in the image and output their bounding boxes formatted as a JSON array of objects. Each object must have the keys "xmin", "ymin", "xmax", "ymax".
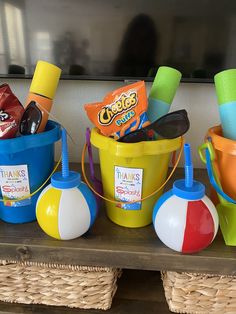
[
  {"xmin": 152, "ymin": 143, "xmax": 219, "ymax": 253},
  {"xmin": 36, "ymin": 128, "xmax": 97, "ymax": 240}
]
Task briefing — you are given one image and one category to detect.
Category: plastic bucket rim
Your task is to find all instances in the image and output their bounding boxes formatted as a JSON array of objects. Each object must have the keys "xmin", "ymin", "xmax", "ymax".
[
  {"xmin": 0, "ymin": 120, "xmax": 61, "ymax": 154},
  {"xmin": 208, "ymin": 125, "xmax": 236, "ymax": 155},
  {"xmin": 90, "ymin": 127, "xmax": 181, "ymax": 158}
]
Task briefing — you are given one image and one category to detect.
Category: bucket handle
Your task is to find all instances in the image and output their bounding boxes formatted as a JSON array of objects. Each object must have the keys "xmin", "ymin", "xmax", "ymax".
[
  {"xmin": 0, "ymin": 157, "xmax": 61, "ymax": 203},
  {"xmin": 81, "ymin": 137, "xmax": 184, "ymax": 205},
  {"xmin": 199, "ymin": 140, "xmax": 236, "ymax": 204}
]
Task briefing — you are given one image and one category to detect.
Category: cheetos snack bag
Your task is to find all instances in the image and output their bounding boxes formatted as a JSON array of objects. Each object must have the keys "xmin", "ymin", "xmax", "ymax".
[
  {"xmin": 0, "ymin": 84, "xmax": 24, "ymax": 139},
  {"xmin": 84, "ymin": 81, "xmax": 149, "ymax": 139}
]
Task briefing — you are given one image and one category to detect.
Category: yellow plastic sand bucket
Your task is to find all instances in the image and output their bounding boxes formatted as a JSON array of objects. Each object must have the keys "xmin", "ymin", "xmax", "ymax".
[{"xmin": 89, "ymin": 128, "xmax": 182, "ymax": 228}]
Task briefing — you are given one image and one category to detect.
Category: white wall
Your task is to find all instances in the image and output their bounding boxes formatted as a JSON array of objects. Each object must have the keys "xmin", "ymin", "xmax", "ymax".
[{"xmin": 3, "ymin": 79, "xmax": 220, "ymax": 168}]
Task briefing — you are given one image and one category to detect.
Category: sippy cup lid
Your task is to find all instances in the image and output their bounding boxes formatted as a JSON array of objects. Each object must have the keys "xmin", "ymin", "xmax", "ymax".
[
  {"xmin": 51, "ymin": 171, "xmax": 81, "ymax": 189},
  {"xmin": 173, "ymin": 179, "xmax": 205, "ymax": 200}
]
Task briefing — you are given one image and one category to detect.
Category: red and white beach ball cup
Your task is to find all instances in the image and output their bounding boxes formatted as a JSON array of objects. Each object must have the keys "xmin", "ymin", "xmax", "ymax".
[
  {"xmin": 153, "ymin": 190, "xmax": 218, "ymax": 253},
  {"xmin": 152, "ymin": 143, "xmax": 219, "ymax": 254}
]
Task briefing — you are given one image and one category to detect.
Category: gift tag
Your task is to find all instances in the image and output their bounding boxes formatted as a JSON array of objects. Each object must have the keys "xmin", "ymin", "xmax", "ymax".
[{"xmin": 0, "ymin": 165, "xmax": 31, "ymax": 207}]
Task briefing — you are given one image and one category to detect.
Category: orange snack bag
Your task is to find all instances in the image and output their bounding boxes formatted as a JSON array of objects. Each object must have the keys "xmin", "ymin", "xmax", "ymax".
[{"xmin": 84, "ymin": 81, "xmax": 148, "ymax": 137}]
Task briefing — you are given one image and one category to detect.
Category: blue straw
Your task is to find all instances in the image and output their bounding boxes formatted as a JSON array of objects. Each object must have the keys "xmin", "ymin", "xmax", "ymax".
[
  {"xmin": 61, "ymin": 128, "xmax": 69, "ymax": 178},
  {"xmin": 184, "ymin": 143, "xmax": 193, "ymax": 188}
]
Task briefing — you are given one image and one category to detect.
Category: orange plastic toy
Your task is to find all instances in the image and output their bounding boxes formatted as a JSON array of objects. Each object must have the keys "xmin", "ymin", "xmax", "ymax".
[{"xmin": 207, "ymin": 125, "xmax": 236, "ymax": 200}]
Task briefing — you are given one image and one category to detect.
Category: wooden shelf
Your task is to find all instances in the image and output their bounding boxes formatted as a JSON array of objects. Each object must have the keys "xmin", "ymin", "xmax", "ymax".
[
  {"xmin": 0, "ymin": 166, "xmax": 235, "ymax": 313},
  {"xmin": 0, "ymin": 167, "xmax": 235, "ymax": 275},
  {"xmin": 0, "ymin": 270, "xmax": 171, "ymax": 314}
]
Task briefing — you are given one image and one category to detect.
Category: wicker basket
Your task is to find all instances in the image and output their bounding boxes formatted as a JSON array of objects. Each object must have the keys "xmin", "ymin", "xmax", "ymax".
[
  {"xmin": 0, "ymin": 260, "xmax": 121, "ymax": 310},
  {"xmin": 162, "ymin": 271, "xmax": 236, "ymax": 314}
]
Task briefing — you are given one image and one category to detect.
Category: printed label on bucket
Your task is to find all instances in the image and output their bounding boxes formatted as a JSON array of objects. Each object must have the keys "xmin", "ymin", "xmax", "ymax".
[
  {"xmin": 114, "ymin": 166, "xmax": 143, "ymax": 210},
  {"xmin": 0, "ymin": 165, "xmax": 31, "ymax": 207}
]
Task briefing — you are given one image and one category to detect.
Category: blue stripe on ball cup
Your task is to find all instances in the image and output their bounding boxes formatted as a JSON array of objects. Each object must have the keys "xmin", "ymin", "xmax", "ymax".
[
  {"xmin": 79, "ymin": 182, "xmax": 97, "ymax": 227},
  {"xmin": 152, "ymin": 189, "xmax": 173, "ymax": 224}
]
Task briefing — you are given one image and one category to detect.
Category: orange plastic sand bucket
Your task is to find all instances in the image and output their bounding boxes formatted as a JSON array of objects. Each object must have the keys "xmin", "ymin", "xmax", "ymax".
[{"xmin": 207, "ymin": 125, "xmax": 236, "ymax": 200}]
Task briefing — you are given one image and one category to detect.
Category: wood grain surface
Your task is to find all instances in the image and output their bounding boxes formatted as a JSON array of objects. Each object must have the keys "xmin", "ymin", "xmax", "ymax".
[{"xmin": 0, "ymin": 166, "xmax": 234, "ymax": 275}]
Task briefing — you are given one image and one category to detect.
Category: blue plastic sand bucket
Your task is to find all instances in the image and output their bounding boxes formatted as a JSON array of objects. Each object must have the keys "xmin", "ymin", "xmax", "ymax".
[{"xmin": 0, "ymin": 120, "xmax": 61, "ymax": 223}]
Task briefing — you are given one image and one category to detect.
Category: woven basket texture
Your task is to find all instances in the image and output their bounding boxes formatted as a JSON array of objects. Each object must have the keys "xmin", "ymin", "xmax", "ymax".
[
  {"xmin": 162, "ymin": 271, "xmax": 236, "ymax": 314},
  {"xmin": 0, "ymin": 260, "xmax": 121, "ymax": 310}
]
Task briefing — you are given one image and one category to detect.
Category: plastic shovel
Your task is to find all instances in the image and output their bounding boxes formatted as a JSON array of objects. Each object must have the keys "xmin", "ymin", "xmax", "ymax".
[{"xmin": 85, "ymin": 128, "xmax": 103, "ymax": 208}]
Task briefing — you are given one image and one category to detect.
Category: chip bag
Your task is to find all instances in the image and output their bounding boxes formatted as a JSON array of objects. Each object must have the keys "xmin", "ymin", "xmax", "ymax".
[
  {"xmin": 84, "ymin": 81, "xmax": 150, "ymax": 138},
  {"xmin": 0, "ymin": 84, "xmax": 24, "ymax": 139}
]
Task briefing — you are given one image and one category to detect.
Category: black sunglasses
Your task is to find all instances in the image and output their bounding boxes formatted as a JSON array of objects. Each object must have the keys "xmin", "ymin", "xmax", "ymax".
[{"xmin": 118, "ymin": 109, "xmax": 190, "ymax": 143}]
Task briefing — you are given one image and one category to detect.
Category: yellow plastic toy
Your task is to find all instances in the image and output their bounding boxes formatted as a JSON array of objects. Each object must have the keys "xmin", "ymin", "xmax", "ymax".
[{"xmin": 87, "ymin": 127, "xmax": 182, "ymax": 228}]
